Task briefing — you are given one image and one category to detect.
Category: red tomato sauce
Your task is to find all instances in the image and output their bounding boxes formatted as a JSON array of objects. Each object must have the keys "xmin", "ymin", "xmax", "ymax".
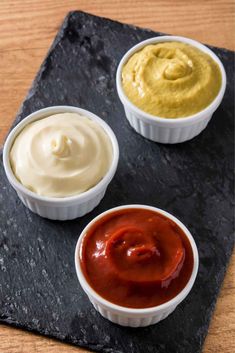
[{"xmin": 80, "ymin": 208, "xmax": 194, "ymax": 308}]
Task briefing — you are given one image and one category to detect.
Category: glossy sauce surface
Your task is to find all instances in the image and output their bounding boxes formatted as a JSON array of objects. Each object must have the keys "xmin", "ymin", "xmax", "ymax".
[
  {"xmin": 80, "ymin": 208, "xmax": 194, "ymax": 308},
  {"xmin": 10, "ymin": 113, "xmax": 112, "ymax": 197}
]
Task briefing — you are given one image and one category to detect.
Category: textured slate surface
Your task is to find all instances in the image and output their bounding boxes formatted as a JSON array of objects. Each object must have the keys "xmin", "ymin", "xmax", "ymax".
[{"xmin": 0, "ymin": 11, "xmax": 234, "ymax": 353}]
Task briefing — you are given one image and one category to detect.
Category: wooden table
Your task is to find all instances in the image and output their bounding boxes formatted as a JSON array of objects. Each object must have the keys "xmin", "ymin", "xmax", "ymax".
[{"xmin": 0, "ymin": 1, "xmax": 234, "ymax": 352}]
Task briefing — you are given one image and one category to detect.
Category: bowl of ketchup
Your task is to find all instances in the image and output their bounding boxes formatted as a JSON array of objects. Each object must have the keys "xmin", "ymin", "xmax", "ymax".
[{"xmin": 75, "ymin": 205, "xmax": 199, "ymax": 327}]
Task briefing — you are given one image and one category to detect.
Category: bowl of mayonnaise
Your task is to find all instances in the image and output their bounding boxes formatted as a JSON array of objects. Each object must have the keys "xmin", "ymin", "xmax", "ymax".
[{"xmin": 3, "ymin": 106, "xmax": 119, "ymax": 220}]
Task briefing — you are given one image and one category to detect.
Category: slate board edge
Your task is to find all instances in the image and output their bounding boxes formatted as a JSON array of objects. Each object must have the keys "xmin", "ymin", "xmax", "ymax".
[
  {"xmin": 0, "ymin": 240, "xmax": 234, "ymax": 353},
  {"xmin": 9, "ymin": 10, "xmax": 235, "ymax": 134}
]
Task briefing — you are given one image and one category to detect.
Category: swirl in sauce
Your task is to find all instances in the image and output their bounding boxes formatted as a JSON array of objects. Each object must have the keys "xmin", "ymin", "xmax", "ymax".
[
  {"xmin": 10, "ymin": 113, "xmax": 113, "ymax": 197},
  {"xmin": 122, "ymin": 42, "xmax": 222, "ymax": 118},
  {"xmin": 80, "ymin": 208, "xmax": 194, "ymax": 308}
]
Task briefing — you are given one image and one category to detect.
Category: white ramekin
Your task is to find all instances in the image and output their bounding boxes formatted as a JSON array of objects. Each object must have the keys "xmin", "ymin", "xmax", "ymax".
[
  {"xmin": 3, "ymin": 106, "xmax": 119, "ymax": 221},
  {"xmin": 116, "ymin": 36, "xmax": 227, "ymax": 144},
  {"xmin": 75, "ymin": 204, "xmax": 199, "ymax": 327}
]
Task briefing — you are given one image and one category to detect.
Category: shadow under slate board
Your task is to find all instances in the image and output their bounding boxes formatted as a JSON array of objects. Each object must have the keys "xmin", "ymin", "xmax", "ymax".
[{"xmin": 0, "ymin": 10, "xmax": 234, "ymax": 353}]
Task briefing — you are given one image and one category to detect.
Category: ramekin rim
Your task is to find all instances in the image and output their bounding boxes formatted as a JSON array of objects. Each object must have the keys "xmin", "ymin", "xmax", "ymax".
[
  {"xmin": 3, "ymin": 105, "xmax": 119, "ymax": 204},
  {"xmin": 74, "ymin": 204, "xmax": 199, "ymax": 315},
  {"xmin": 116, "ymin": 35, "xmax": 227, "ymax": 125}
]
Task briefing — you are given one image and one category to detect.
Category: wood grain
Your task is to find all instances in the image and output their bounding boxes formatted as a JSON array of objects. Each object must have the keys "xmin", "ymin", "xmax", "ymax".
[{"xmin": 0, "ymin": 1, "xmax": 234, "ymax": 352}]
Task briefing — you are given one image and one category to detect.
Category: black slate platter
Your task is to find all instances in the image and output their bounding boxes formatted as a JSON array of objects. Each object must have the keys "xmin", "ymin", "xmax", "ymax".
[{"xmin": 0, "ymin": 11, "xmax": 234, "ymax": 353}]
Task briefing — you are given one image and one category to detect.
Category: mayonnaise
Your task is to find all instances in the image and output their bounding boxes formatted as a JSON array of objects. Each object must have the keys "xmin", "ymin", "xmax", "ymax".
[{"xmin": 10, "ymin": 113, "xmax": 113, "ymax": 197}]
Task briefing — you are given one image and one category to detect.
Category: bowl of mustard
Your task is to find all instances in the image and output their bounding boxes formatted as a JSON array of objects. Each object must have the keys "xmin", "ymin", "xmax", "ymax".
[{"xmin": 116, "ymin": 36, "xmax": 226, "ymax": 144}]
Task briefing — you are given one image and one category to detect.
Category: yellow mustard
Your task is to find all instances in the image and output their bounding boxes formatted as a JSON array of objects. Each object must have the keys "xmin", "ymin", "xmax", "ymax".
[{"xmin": 122, "ymin": 42, "xmax": 222, "ymax": 118}]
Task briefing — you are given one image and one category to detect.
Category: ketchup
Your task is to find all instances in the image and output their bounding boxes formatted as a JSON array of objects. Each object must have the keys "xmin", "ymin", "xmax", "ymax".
[{"xmin": 80, "ymin": 208, "xmax": 194, "ymax": 308}]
